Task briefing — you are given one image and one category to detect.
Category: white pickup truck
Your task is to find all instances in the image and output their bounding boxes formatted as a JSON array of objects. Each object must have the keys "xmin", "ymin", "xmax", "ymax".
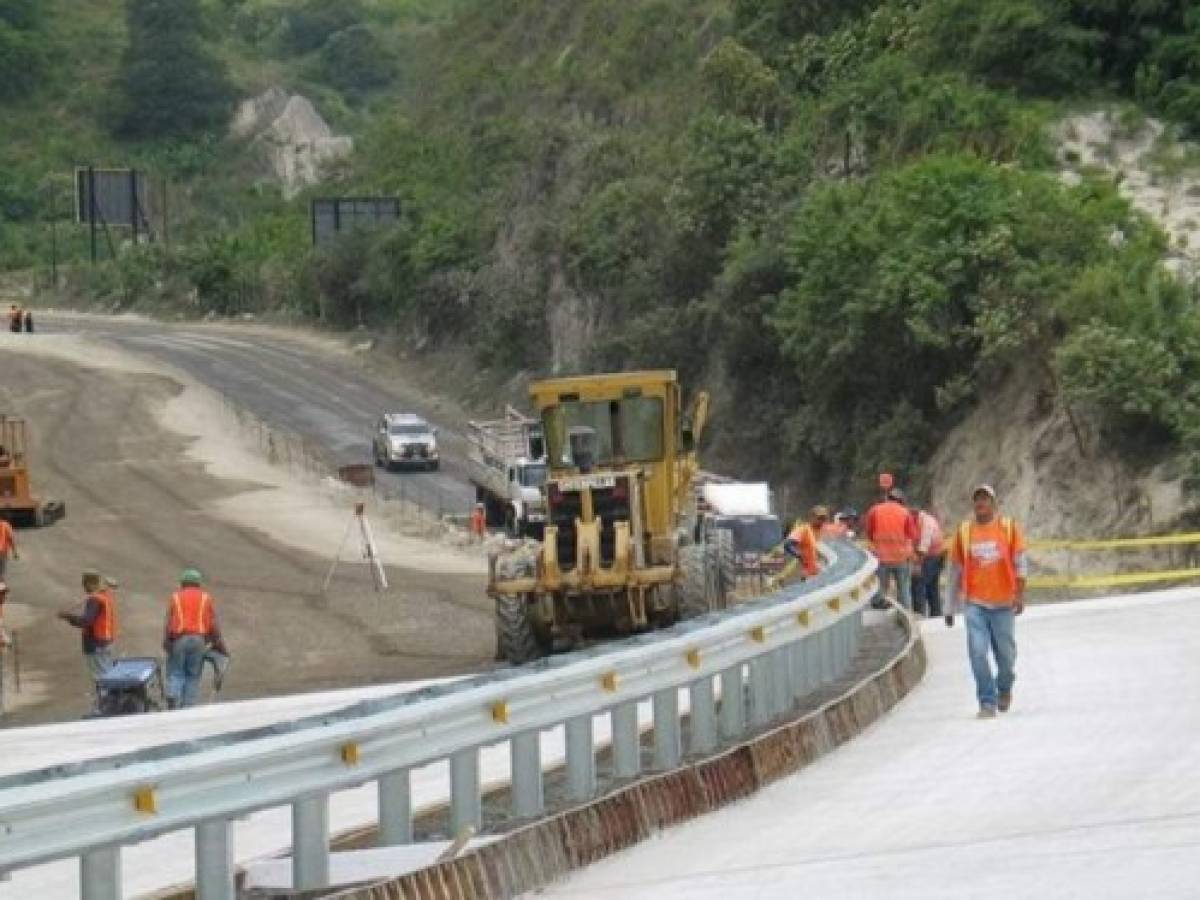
[{"xmin": 466, "ymin": 407, "xmax": 548, "ymax": 537}]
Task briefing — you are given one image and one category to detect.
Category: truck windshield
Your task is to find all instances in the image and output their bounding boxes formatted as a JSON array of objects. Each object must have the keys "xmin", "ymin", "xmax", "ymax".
[
  {"xmin": 543, "ymin": 397, "xmax": 664, "ymax": 467},
  {"xmin": 519, "ymin": 463, "xmax": 547, "ymax": 487},
  {"xmin": 390, "ymin": 424, "xmax": 428, "ymax": 436}
]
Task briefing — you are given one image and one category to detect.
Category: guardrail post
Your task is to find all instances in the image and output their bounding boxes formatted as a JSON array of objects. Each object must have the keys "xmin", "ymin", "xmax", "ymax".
[
  {"xmin": 770, "ymin": 647, "xmax": 792, "ymax": 719},
  {"xmin": 378, "ymin": 769, "xmax": 413, "ymax": 846},
  {"xmin": 292, "ymin": 794, "xmax": 330, "ymax": 891},
  {"xmin": 748, "ymin": 656, "xmax": 772, "ymax": 728},
  {"xmin": 565, "ymin": 715, "xmax": 596, "ymax": 802},
  {"xmin": 80, "ymin": 847, "xmax": 121, "ymax": 900},
  {"xmin": 196, "ymin": 819, "xmax": 234, "ymax": 900},
  {"xmin": 450, "ymin": 748, "xmax": 482, "ymax": 833},
  {"xmin": 805, "ymin": 631, "xmax": 822, "ymax": 692},
  {"xmin": 511, "ymin": 731, "xmax": 544, "ymax": 817},
  {"xmin": 653, "ymin": 688, "xmax": 681, "ymax": 770},
  {"xmin": 611, "ymin": 701, "xmax": 641, "ymax": 779},
  {"xmin": 689, "ymin": 676, "xmax": 718, "ymax": 756},
  {"xmin": 719, "ymin": 665, "xmax": 744, "ymax": 740}
]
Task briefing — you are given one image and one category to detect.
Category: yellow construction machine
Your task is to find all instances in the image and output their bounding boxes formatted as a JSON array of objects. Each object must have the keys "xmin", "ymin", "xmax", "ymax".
[
  {"xmin": 0, "ymin": 416, "xmax": 66, "ymax": 527},
  {"xmin": 488, "ymin": 370, "xmax": 734, "ymax": 664}
]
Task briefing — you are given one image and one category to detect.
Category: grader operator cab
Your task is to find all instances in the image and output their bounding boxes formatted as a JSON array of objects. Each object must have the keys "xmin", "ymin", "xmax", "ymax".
[
  {"xmin": 488, "ymin": 370, "xmax": 733, "ymax": 664},
  {"xmin": 0, "ymin": 416, "xmax": 65, "ymax": 527}
]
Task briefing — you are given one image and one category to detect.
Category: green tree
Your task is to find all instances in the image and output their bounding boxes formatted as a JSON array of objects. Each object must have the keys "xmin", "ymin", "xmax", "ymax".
[
  {"xmin": 117, "ymin": 0, "xmax": 235, "ymax": 139},
  {"xmin": 0, "ymin": 0, "xmax": 44, "ymax": 102}
]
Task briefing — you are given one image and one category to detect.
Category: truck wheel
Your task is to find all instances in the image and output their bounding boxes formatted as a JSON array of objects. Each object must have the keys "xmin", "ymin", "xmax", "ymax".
[
  {"xmin": 496, "ymin": 594, "xmax": 543, "ymax": 665},
  {"xmin": 678, "ymin": 545, "xmax": 711, "ymax": 619}
]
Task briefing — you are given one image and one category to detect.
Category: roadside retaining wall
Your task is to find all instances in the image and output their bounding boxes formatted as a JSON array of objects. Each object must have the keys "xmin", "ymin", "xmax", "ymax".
[{"xmin": 330, "ymin": 614, "xmax": 926, "ymax": 900}]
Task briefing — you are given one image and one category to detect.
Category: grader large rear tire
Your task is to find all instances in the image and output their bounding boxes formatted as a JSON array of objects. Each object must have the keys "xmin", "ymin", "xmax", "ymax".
[
  {"xmin": 495, "ymin": 594, "xmax": 544, "ymax": 665},
  {"xmin": 678, "ymin": 545, "xmax": 711, "ymax": 620}
]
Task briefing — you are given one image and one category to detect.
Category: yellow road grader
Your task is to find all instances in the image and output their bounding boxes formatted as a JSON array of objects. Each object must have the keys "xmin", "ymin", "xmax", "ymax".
[{"xmin": 488, "ymin": 370, "xmax": 734, "ymax": 664}]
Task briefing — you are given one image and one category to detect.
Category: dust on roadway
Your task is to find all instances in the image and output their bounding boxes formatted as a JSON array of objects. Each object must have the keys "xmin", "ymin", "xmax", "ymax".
[{"xmin": 0, "ymin": 352, "xmax": 493, "ymax": 726}]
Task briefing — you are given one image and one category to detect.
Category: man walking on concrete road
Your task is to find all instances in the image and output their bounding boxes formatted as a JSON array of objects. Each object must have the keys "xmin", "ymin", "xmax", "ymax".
[
  {"xmin": 865, "ymin": 488, "xmax": 918, "ymax": 610},
  {"xmin": 945, "ymin": 485, "xmax": 1028, "ymax": 719},
  {"xmin": 164, "ymin": 568, "xmax": 228, "ymax": 709}
]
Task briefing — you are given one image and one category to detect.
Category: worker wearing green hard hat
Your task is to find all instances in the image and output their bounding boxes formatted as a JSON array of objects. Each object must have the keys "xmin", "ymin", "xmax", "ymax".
[{"xmin": 163, "ymin": 566, "xmax": 228, "ymax": 708}]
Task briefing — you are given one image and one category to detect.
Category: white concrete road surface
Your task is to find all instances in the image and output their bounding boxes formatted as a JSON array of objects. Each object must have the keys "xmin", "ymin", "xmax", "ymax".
[{"xmin": 542, "ymin": 589, "xmax": 1200, "ymax": 900}]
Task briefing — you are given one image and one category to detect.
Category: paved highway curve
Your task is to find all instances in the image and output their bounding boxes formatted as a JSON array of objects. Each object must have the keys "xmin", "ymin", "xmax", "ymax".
[{"xmin": 45, "ymin": 313, "xmax": 478, "ymax": 517}]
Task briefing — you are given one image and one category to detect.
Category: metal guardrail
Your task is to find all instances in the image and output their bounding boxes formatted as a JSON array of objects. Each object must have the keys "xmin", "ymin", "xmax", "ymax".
[{"xmin": 0, "ymin": 544, "xmax": 876, "ymax": 900}]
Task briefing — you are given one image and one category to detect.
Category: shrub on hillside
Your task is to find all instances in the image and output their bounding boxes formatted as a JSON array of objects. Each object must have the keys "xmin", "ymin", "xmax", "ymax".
[{"xmin": 117, "ymin": 0, "xmax": 235, "ymax": 139}]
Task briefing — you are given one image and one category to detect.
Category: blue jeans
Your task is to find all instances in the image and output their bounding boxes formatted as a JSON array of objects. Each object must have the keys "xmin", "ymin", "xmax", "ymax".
[
  {"xmin": 913, "ymin": 555, "xmax": 944, "ymax": 616},
  {"xmin": 167, "ymin": 634, "xmax": 207, "ymax": 708},
  {"xmin": 966, "ymin": 603, "xmax": 1016, "ymax": 709},
  {"xmin": 877, "ymin": 563, "xmax": 912, "ymax": 610}
]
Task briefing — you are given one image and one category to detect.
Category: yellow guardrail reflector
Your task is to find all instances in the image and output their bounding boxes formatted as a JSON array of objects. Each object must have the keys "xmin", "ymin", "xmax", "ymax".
[
  {"xmin": 827, "ymin": 598, "xmax": 842, "ymax": 612},
  {"xmin": 850, "ymin": 588, "xmax": 861, "ymax": 601},
  {"xmin": 133, "ymin": 786, "xmax": 157, "ymax": 815},
  {"xmin": 797, "ymin": 610, "xmax": 810, "ymax": 627},
  {"xmin": 686, "ymin": 648, "xmax": 701, "ymax": 669},
  {"xmin": 600, "ymin": 671, "xmax": 619, "ymax": 692},
  {"xmin": 341, "ymin": 742, "xmax": 361, "ymax": 766},
  {"xmin": 750, "ymin": 626, "xmax": 766, "ymax": 643},
  {"xmin": 491, "ymin": 701, "xmax": 510, "ymax": 724}
]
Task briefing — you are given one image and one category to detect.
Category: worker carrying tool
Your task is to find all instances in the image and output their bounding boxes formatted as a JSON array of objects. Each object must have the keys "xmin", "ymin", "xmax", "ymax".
[
  {"xmin": 163, "ymin": 568, "xmax": 228, "ymax": 709},
  {"xmin": 7, "ymin": 304, "xmax": 22, "ymax": 333},
  {"xmin": 784, "ymin": 506, "xmax": 828, "ymax": 579},
  {"xmin": 0, "ymin": 516, "xmax": 18, "ymax": 578},
  {"xmin": 58, "ymin": 569, "xmax": 117, "ymax": 680}
]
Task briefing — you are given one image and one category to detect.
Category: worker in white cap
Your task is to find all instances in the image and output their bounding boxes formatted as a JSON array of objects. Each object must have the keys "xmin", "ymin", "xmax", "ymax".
[{"xmin": 945, "ymin": 484, "xmax": 1028, "ymax": 719}]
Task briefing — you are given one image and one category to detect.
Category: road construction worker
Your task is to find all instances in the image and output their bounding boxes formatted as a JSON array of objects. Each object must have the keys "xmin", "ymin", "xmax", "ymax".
[
  {"xmin": 58, "ymin": 569, "xmax": 117, "ymax": 680},
  {"xmin": 909, "ymin": 500, "xmax": 946, "ymax": 617},
  {"xmin": 7, "ymin": 304, "xmax": 21, "ymax": 333},
  {"xmin": 22, "ymin": 309, "xmax": 33, "ymax": 333},
  {"xmin": 470, "ymin": 502, "xmax": 487, "ymax": 541},
  {"xmin": 784, "ymin": 506, "xmax": 827, "ymax": 579},
  {"xmin": 821, "ymin": 511, "xmax": 850, "ymax": 541},
  {"xmin": 164, "ymin": 568, "xmax": 228, "ymax": 709},
  {"xmin": 945, "ymin": 484, "xmax": 1028, "ymax": 719},
  {"xmin": 0, "ymin": 517, "xmax": 18, "ymax": 578},
  {"xmin": 865, "ymin": 487, "xmax": 918, "ymax": 610}
]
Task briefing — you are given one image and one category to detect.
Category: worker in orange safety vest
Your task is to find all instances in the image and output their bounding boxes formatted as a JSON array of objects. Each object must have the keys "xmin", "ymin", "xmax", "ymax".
[
  {"xmin": 58, "ymin": 569, "xmax": 117, "ymax": 680},
  {"xmin": 0, "ymin": 517, "xmax": 18, "ymax": 579},
  {"xmin": 470, "ymin": 502, "xmax": 487, "ymax": 541},
  {"xmin": 865, "ymin": 487, "xmax": 919, "ymax": 610},
  {"xmin": 164, "ymin": 568, "xmax": 228, "ymax": 709},
  {"xmin": 785, "ymin": 506, "xmax": 827, "ymax": 579}
]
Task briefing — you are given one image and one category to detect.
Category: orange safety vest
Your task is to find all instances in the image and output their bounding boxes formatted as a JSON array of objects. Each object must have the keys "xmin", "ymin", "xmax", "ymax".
[
  {"xmin": 867, "ymin": 501, "xmax": 914, "ymax": 565},
  {"xmin": 955, "ymin": 517, "xmax": 1018, "ymax": 594},
  {"xmin": 788, "ymin": 523, "xmax": 821, "ymax": 578},
  {"xmin": 0, "ymin": 521, "xmax": 13, "ymax": 554},
  {"xmin": 91, "ymin": 590, "xmax": 117, "ymax": 643},
  {"xmin": 169, "ymin": 587, "xmax": 213, "ymax": 637}
]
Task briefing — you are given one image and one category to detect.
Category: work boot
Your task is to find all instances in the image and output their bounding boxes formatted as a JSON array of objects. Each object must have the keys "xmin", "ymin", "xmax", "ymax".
[
  {"xmin": 977, "ymin": 705, "xmax": 997, "ymax": 720},
  {"xmin": 998, "ymin": 691, "xmax": 1013, "ymax": 713}
]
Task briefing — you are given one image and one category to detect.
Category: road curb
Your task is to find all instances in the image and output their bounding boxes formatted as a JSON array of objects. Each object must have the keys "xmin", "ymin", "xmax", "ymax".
[{"xmin": 328, "ymin": 612, "xmax": 926, "ymax": 899}]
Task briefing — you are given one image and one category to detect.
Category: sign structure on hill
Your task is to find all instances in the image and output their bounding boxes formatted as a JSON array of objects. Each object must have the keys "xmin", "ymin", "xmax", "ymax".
[
  {"xmin": 311, "ymin": 197, "xmax": 400, "ymax": 247},
  {"xmin": 75, "ymin": 168, "xmax": 152, "ymax": 231}
]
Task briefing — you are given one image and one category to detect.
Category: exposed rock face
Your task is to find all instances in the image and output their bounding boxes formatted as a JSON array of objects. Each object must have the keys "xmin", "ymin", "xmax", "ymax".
[{"xmin": 232, "ymin": 87, "xmax": 353, "ymax": 198}]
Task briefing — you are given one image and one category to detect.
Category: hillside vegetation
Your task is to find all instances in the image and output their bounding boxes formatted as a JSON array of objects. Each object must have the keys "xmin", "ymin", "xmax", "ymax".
[{"xmin": 6, "ymin": 0, "xmax": 1200, "ymax": 510}]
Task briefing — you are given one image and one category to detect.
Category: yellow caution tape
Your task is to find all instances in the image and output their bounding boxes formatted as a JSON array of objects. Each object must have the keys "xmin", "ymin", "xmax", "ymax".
[
  {"xmin": 1028, "ymin": 568, "xmax": 1200, "ymax": 589},
  {"xmin": 1030, "ymin": 532, "xmax": 1200, "ymax": 551}
]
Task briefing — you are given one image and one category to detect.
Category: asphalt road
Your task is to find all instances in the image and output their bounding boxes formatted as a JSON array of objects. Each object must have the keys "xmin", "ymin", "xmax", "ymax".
[
  {"xmin": 43, "ymin": 314, "xmax": 478, "ymax": 517},
  {"xmin": 0, "ymin": 347, "xmax": 492, "ymax": 724}
]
